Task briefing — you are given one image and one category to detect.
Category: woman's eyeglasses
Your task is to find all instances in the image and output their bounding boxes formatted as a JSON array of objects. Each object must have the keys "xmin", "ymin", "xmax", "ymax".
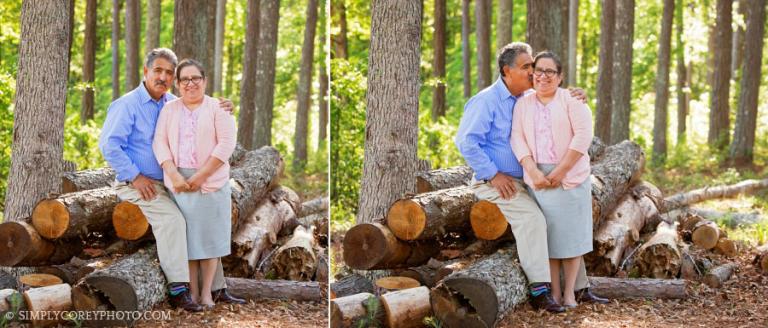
[
  {"xmin": 179, "ymin": 76, "xmax": 204, "ymax": 86},
  {"xmin": 532, "ymin": 69, "xmax": 559, "ymax": 78}
]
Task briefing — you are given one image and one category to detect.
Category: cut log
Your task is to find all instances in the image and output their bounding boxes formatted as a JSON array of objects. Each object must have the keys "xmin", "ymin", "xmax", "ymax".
[
  {"xmin": 590, "ymin": 140, "xmax": 646, "ymax": 229},
  {"xmin": 0, "ymin": 271, "xmax": 16, "ymax": 290},
  {"xmin": 315, "ymin": 250, "xmax": 329, "ymax": 282},
  {"xmin": 31, "ymin": 186, "xmax": 117, "ymax": 240},
  {"xmin": 415, "ymin": 166, "xmax": 473, "ymax": 193},
  {"xmin": 431, "ymin": 248, "xmax": 527, "ymax": 328},
  {"xmin": 272, "ymin": 225, "xmax": 317, "ymax": 281},
  {"xmin": 224, "ymin": 197, "xmax": 289, "ymax": 277},
  {"xmin": 299, "ymin": 197, "xmax": 330, "ymax": 217},
  {"xmin": 395, "ymin": 265, "xmax": 437, "ymax": 288},
  {"xmin": 19, "ymin": 273, "xmax": 62, "ymax": 288},
  {"xmin": 374, "ymin": 276, "xmax": 420, "ymax": 294},
  {"xmin": 331, "ymin": 274, "xmax": 375, "ymax": 299},
  {"xmin": 23, "ymin": 284, "xmax": 73, "ymax": 327},
  {"xmin": 587, "ymin": 276, "xmax": 687, "ymax": 299},
  {"xmin": 685, "ymin": 207, "xmax": 764, "ymax": 228},
  {"xmin": 224, "ymin": 277, "xmax": 323, "ymax": 302},
  {"xmin": 230, "ymin": 146, "xmax": 285, "ymax": 232},
  {"xmin": 61, "ymin": 167, "xmax": 116, "ymax": 193},
  {"xmin": 691, "ymin": 220, "xmax": 721, "ymax": 250},
  {"xmin": 112, "ymin": 201, "xmax": 150, "ymax": 241},
  {"xmin": 342, "ymin": 223, "xmax": 439, "ymax": 270},
  {"xmin": 380, "ymin": 286, "xmax": 431, "ymax": 328},
  {"xmin": 229, "ymin": 142, "xmax": 248, "ymax": 165},
  {"xmin": 470, "ymin": 200, "xmax": 508, "ymax": 241},
  {"xmin": 588, "ymin": 136, "xmax": 608, "ymax": 162},
  {"xmin": 703, "ymin": 263, "xmax": 738, "ymax": 288},
  {"xmin": 714, "ymin": 238, "xmax": 737, "ymax": 257},
  {"xmin": 0, "ymin": 289, "xmax": 15, "ymax": 311},
  {"xmin": 386, "ymin": 186, "xmax": 476, "ymax": 240},
  {"xmin": 330, "ymin": 292, "xmax": 377, "ymax": 328},
  {"xmin": 270, "ymin": 185, "xmax": 302, "ymax": 217},
  {"xmin": 37, "ymin": 257, "xmax": 112, "ymax": 285},
  {"xmin": 663, "ymin": 178, "xmax": 768, "ymax": 212},
  {"xmin": 0, "ymin": 221, "xmax": 81, "ymax": 267},
  {"xmin": 754, "ymin": 244, "xmax": 768, "ymax": 273},
  {"xmin": 634, "ymin": 221, "xmax": 681, "ymax": 278}
]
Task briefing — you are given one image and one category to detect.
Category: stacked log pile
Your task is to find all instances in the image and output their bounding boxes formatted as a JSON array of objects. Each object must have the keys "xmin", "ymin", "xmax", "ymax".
[
  {"xmin": 334, "ymin": 138, "xmax": 768, "ymax": 328},
  {"xmin": 0, "ymin": 146, "xmax": 328, "ymax": 326}
]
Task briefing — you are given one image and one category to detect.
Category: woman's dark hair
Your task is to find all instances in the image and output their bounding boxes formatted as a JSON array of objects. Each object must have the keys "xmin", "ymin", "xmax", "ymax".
[
  {"xmin": 533, "ymin": 51, "xmax": 564, "ymax": 87},
  {"xmin": 175, "ymin": 58, "xmax": 206, "ymax": 80}
]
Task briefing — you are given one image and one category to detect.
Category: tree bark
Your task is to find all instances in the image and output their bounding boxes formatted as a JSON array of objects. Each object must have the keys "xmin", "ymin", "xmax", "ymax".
[
  {"xmin": 675, "ymin": 0, "xmax": 688, "ymax": 144},
  {"xmin": 318, "ymin": 2, "xmax": 329, "ymax": 146},
  {"xmin": 729, "ymin": 0, "xmax": 766, "ymax": 164},
  {"xmin": 252, "ymin": 0, "xmax": 281, "ymax": 148},
  {"xmin": 81, "ymin": 0, "xmax": 97, "ymax": 124},
  {"xmin": 663, "ymin": 178, "xmax": 768, "ymax": 211},
  {"xmin": 594, "ymin": 0, "xmax": 615, "ymax": 142},
  {"xmin": 238, "ymin": 0, "xmax": 260, "ymax": 150},
  {"xmin": 567, "ymin": 0, "xmax": 578, "ymax": 86},
  {"xmin": 357, "ymin": 0, "xmax": 422, "ymax": 224},
  {"xmin": 708, "ymin": 0, "xmax": 733, "ymax": 149},
  {"xmin": 590, "ymin": 140, "xmax": 646, "ymax": 227},
  {"xmin": 652, "ymin": 0, "xmax": 674, "ymax": 162},
  {"xmin": 432, "ymin": 0, "xmax": 446, "ymax": 121},
  {"xmin": 272, "ymin": 225, "xmax": 317, "ymax": 281},
  {"xmin": 4, "ymin": 1, "xmax": 72, "ymax": 222},
  {"xmin": 386, "ymin": 186, "xmax": 476, "ymax": 241},
  {"xmin": 634, "ymin": 221, "xmax": 681, "ymax": 279},
  {"xmin": 609, "ymin": 0, "xmax": 634, "ymax": 144},
  {"xmin": 731, "ymin": 0, "xmax": 747, "ymax": 76},
  {"xmin": 703, "ymin": 262, "xmax": 737, "ymax": 288},
  {"xmin": 381, "ymin": 286, "xmax": 431, "ymax": 328},
  {"xmin": 145, "ymin": 0, "xmax": 161, "ymax": 52},
  {"xmin": 213, "ymin": 0, "xmax": 227, "ymax": 95},
  {"xmin": 31, "ymin": 186, "xmax": 117, "ymax": 240},
  {"xmin": 461, "ymin": 0, "xmax": 472, "ymax": 98},
  {"xmin": 125, "ymin": 0, "xmax": 140, "ymax": 91},
  {"xmin": 299, "ymin": 197, "xmax": 330, "ymax": 217},
  {"xmin": 225, "ymin": 277, "xmax": 324, "ymax": 301},
  {"xmin": 476, "ymin": 0, "xmax": 491, "ymax": 90},
  {"xmin": 294, "ymin": 0, "xmax": 319, "ymax": 170},
  {"xmin": 497, "ymin": 0, "xmax": 513, "ymax": 55},
  {"xmin": 342, "ymin": 223, "xmax": 438, "ymax": 270},
  {"xmin": 527, "ymin": 0, "xmax": 569, "ymax": 75},
  {"xmin": 331, "ymin": 274, "xmax": 375, "ymax": 298},
  {"xmin": 230, "ymin": 147, "xmax": 285, "ymax": 229},
  {"xmin": 174, "ymin": 0, "xmax": 216, "ymax": 94},
  {"xmin": 112, "ymin": 0, "xmax": 121, "ymax": 100},
  {"xmin": 415, "ymin": 165, "xmax": 473, "ymax": 193},
  {"xmin": 587, "ymin": 276, "xmax": 687, "ymax": 299},
  {"xmin": 431, "ymin": 248, "xmax": 527, "ymax": 328},
  {"xmin": 23, "ymin": 284, "xmax": 72, "ymax": 327},
  {"xmin": 61, "ymin": 167, "xmax": 116, "ymax": 193},
  {"xmin": 330, "ymin": 292, "xmax": 376, "ymax": 328},
  {"xmin": 331, "ymin": 1, "xmax": 348, "ymax": 59}
]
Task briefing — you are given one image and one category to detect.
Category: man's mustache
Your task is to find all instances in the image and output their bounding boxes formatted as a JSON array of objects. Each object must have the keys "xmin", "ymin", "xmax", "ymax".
[{"xmin": 154, "ymin": 80, "xmax": 167, "ymax": 87}]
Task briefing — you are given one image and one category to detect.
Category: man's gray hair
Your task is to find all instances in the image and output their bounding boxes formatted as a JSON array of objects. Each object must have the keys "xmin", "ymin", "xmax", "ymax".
[
  {"xmin": 497, "ymin": 42, "xmax": 532, "ymax": 77},
  {"xmin": 144, "ymin": 48, "xmax": 178, "ymax": 68}
]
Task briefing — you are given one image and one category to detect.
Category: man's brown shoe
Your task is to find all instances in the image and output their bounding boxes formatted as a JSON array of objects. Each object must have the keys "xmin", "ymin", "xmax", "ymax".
[
  {"xmin": 576, "ymin": 288, "xmax": 609, "ymax": 304},
  {"xmin": 169, "ymin": 290, "xmax": 204, "ymax": 312},
  {"xmin": 212, "ymin": 288, "xmax": 246, "ymax": 304},
  {"xmin": 529, "ymin": 292, "xmax": 565, "ymax": 313}
]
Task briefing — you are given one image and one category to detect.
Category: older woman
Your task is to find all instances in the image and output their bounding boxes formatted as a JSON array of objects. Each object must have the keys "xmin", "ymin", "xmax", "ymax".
[
  {"xmin": 510, "ymin": 51, "xmax": 594, "ymax": 308},
  {"xmin": 153, "ymin": 59, "xmax": 236, "ymax": 308}
]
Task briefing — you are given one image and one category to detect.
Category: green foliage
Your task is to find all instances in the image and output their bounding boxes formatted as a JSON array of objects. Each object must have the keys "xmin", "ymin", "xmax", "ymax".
[
  {"xmin": 354, "ymin": 296, "xmax": 382, "ymax": 328},
  {"xmin": 0, "ymin": 73, "xmax": 14, "ymax": 212},
  {"xmin": 424, "ymin": 316, "xmax": 443, "ymax": 328}
]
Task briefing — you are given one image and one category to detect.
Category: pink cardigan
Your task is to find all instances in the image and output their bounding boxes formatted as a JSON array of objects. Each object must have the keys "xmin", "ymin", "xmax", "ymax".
[
  {"xmin": 511, "ymin": 88, "xmax": 593, "ymax": 189},
  {"xmin": 153, "ymin": 95, "xmax": 236, "ymax": 193}
]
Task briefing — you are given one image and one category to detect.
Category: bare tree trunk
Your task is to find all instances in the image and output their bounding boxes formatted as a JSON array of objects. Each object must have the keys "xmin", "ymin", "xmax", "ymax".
[
  {"xmin": 729, "ymin": 0, "xmax": 766, "ymax": 165},
  {"xmin": 174, "ymin": 0, "xmax": 216, "ymax": 94},
  {"xmin": 81, "ymin": 0, "xmax": 97, "ymax": 125},
  {"xmin": 213, "ymin": 0, "xmax": 227, "ymax": 96},
  {"xmin": 4, "ymin": 1, "xmax": 72, "ymax": 222},
  {"xmin": 125, "ymin": 0, "xmax": 140, "ymax": 91},
  {"xmin": 238, "ymin": 0, "xmax": 260, "ymax": 150},
  {"xmin": 252, "ymin": 0, "xmax": 280, "ymax": 148},
  {"xmin": 111, "ymin": 0, "xmax": 121, "ymax": 101},
  {"xmin": 146, "ymin": 0, "xmax": 161, "ymax": 52},
  {"xmin": 318, "ymin": 0, "xmax": 329, "ymax": 146},
  {"xmin": 432, "ymin": 0, "xmax": 446, "ymax": 121},
  {"xmin": 652, "ymin": 0, "xmax": 674, "ymax": 163},
  {"xmin": 609, "ymin": 0, "xmax": 634, "ymax": 144},
  {"xmin": 595, "ymin": 0, "xmax": 615, "ymax": 143},
  {"xmin": 476, "ymin": 0, "xmax": 491, "ymax": 90},
  {"xmin": 357, "ymin": 0, "xmax": 422, "ymax": 224},
  {"xmin": 708, "ymin": 0, "xmax": 733, "ymax": 149},
  {"xmin": 567, "ymin": 0, "xmax": 578, "ymax": 86},
  {"xmin": 731, "ymin": 1, "xmax": 746, "ymax": 77},
  {"xmin": 294, "ymin": 0, "xmax": 320, "ymax": 171},
  {"xmin": 527, "ymin": 0, "xmax": 569, "ymax": 78},
  {"xmin": 462, "ymin": 0, "xmax": 472, "ymax": 98},
  {"xmin": 331, "ymin": 1, "xmax": 348, "ymax": 59},
  {"xmin": 676, "ymin": 0, "xmax": 688, "ymax": 144},
  {"xmin": 497, "ymin": 0, "xmax": 513, "ymax": 80}
]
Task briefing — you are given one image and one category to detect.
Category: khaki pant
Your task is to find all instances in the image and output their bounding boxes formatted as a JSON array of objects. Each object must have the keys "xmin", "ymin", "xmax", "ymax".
[
  {"xmin": 472, "ymin": 179, "xmax": 588, "ymax": 289},
  {"xmin": 116, "ymin": 180, "xmax": 227, "ymax": 289}
]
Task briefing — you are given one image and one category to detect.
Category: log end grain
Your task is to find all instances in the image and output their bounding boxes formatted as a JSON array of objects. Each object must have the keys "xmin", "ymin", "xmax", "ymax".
[
  {"xmin": 386, "ymin": 199, "xmax": 426, "ymax": 241},
  {"xmin": 343, "ymin": 223, "xmax": 405, "ymax": 270},
  {"xmin": 430, "ymin": 285, "xmax": 486, "ymax": 328},
  {"xmin": 84, "ymin": 276, "xmax": 139, "ymax": 311},
  {"xmin": 330, "ymin": 292, "xmax": 375, "ymax": 328},
  {"xmin": 112, "ymin": 201, "xmax": 149, "ymax": 241},
  {"xmin": 19, "ymin": 273, "xmax": 63, "ymax": 288},
  {"xmin": 444, "ymin": 277, "xmax": 498, "ymax": 327},
  {"xmin": 374, "ymin": 276, "xmax": 420, "ymax": 291},
  {"xmin": 31, "ymin": 199, "xmax": 70, "ymax": 239},
  {"xmin": 692, "ymin": 222, "xmax": 720, "ymax": 250},
  {"xmin": 470, "ymin": 200, "xmax": 508, "ymax": 241},
  {"xmin": 0, "ymin": 222, "xmax": 33, "ymax": 266},
  {"xmin": 714, "ymin": 238, "xmax": 737, "ymax": 258}
]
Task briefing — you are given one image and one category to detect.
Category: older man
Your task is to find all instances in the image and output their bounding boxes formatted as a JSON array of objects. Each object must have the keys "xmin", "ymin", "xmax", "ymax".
[
  {"xmin": 455, "ymin": 42, "xmax": 608, "ymax": 313},
  {"xmin": 99, "ymin": 48, "xmax": 245, "ymax": 312}
]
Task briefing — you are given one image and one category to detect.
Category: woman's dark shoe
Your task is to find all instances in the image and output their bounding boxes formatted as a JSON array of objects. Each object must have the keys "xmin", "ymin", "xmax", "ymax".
[
  {"xmin": 529, "ymin": 292, "xmax": 566, "ymax": 313},
  {"xmin": 575, "ymin": 288, "xmax": 609, "ymax": 304},
  {"xmin": 169, "ymin": 290, "xmax": 204, "ymax": 312},
  {"xmin": 212, "ymin": 288, "xmax": 247, "ymax": 304}
]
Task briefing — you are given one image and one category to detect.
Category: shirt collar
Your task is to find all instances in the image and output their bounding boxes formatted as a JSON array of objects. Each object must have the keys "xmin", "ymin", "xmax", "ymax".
[
  {"xmin": 493, "ymin": 77, "xmax": 515, "ymax": 102},
  {"xmin": 138, "ymin": 81, "xmax": 168, "ymax": 105}
]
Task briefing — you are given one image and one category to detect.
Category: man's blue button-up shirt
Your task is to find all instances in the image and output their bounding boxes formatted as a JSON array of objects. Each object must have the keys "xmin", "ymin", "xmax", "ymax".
[
  {"xmin": 455, "ymin": 78, "xmax": 525, "ymax": 180},
  {"xmin": 99, "ymin": 83, "xmax": 177, "ymax": 182}
]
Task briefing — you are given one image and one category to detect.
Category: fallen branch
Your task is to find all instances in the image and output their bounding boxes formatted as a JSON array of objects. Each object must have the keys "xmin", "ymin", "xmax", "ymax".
[
  {"xmin": 587, "ymin": 276, "xmax": 687, "ymax": 299},
  {"xmin": 663, "ymin": 178, "xmax": 768, "ymax": 212}
]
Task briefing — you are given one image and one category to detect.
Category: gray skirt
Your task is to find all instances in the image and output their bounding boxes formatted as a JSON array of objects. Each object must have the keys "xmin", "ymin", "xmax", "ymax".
[
  {"xmin": 170, "ymin": 168, "xmax": 232, "ymax": 260},
  {"xmin": 527, "ymin": 164, "xmax": 593, "ymax": 259}
]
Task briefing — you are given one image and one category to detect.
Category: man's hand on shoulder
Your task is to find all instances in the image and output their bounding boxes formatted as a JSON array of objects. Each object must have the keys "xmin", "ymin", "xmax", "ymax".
[
  {"xmin": 218, "ymin": 97, "xmax": 234, "ymax": 115},
  {"xmin": 131, "ymin": 174, "xmax": 158, "ymax": 201},
  {"xmin": 568, "ymin": 87, "xmax": 588, "ymax": 103},
  {"xmin": 489, "ymin": 172, "xmax": 518, "ymax": 200}
]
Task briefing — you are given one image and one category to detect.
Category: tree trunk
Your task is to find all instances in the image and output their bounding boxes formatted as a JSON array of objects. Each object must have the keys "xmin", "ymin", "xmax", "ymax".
[
  {"xmin": 330, "ymin": 292, "xmax": 376, "ymax": 328},
  {"xmin": 23, "ymin": 284, "xmax": 72, "ymax": 327},
  {"xmin": 386, "ymin": 186, "xmax": 476, "ymax": 241},
  {"xmin": 31, "ymin": 186, "xmax": 117, "ymax": 240},
  {"xmin": 432, "ymin": 0, "xmax": 446, "ymax": 121},
  {"xmin": 61, "ymin": 167, "xmax": 116, "ymax": 193},
  {"xmin": 497, "ymin": 0, "xmax": 513, "ymax": 55},
  {"xmin": 415, "ymin": 165, "xmax": 473, "ymax": 193},
  {"xmin": 708, "ymin": 0, "xmax": 733, "ymax": 149},
  {"xmin": 252, "ymin": 0, "xmax": 280, "ymax": 147},
  {"xmin": 567, "ymin": 0, "xmax": 578, "ymax": 86},
  {"xmin": 213, "ymin": 0, "xmax": 227, "ymax": 95},
  {"xmin": 145, "ymin": 0, "xmax": 161, "ymax": 52},
  {"xmin": 294, "ymin": 0, "xmax": 319, "ymax": 170},
  {"xmin": 174, "ymin": 0, "xmax": 216, "ymax": 95},
  {"xmin": 462, "ymin": 0, "xmax": 472, "ymax": 98},
  {"xmin": 729, "ymin": 0, "xmax": 766, "ymax": 164},
  {"xmin": 381, "ymin": 286, "xmax": 431, "ymax": 328},
  {"xmin": 125, "ymin": 0, "xmax": 140, "ymax": 91},
  {"xmin": 663, "ymin": 178, "xmax": 768, "ymax": 211},
  {"xmin": 652, "ymin": 0, "xmax": 674, "ymax": 163},
  {"xmin": 112, "ymin": 0, "xmax": 121, "ymax": 100},
  {"xmin": 318, "ymin": 1, "xmax": 329, "ymax": 146},
  {"xmin": 703, "ymin": 262, "xmax": 737, "ymax": 288},
  {"xmin": 527, "ymin": 0, "xmax": 569, "ymax": 75},
  {"xmin": 342, "ymin": 223, "xmax": 438, "ymax": 270},
  {"xmin": 4, "ymin": 1, "xmax": 72, "ymax": 222},
  {"xmin": 81, "ymin": 0, "xmax": 97, "ymax": 125},
  {"xmin": 272, "ymin": 225, "xmax": 317, "ymax": 281},
  {"xmin": 731, "ymin": 1, "xmax": 747, "ymax": 76},
  {"xmin": 675, "ymin": 0, "xmax": 688, "ymax": 144},
  {"xmin": 609, "ymin": 0, "xmax": 634, "ymax": 144},
  {"xmin": 357, "ymin": 0, "xmax": 422, "ymax": 224},
  {"xmin": 225, "ymin": 277, "xmax": 324, "ymax": 301},
  {"xmin": 431, "ymin": 248, "xmax": 527, "ymax": 328},
  {"xmin": 587, "ymin": 276, "xmax": 687, "ymax": 299},
  {"xmin": 634, "ymin": 221, "xmax": 681, "ymax": 279},
  {"xmin": 238, "ymin": 0, "xmax": 260, "ymax": 150},
  {"xmin": 595, "ymin": 0, "xmax": 615, "ymax": 142},
  {"xmin": 331, "ymin": 1, "xmax": 348, "ymax": 59},
  {"xmin": 476, "ymin": 0, "xmax": 491, "ymax": 90}
]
